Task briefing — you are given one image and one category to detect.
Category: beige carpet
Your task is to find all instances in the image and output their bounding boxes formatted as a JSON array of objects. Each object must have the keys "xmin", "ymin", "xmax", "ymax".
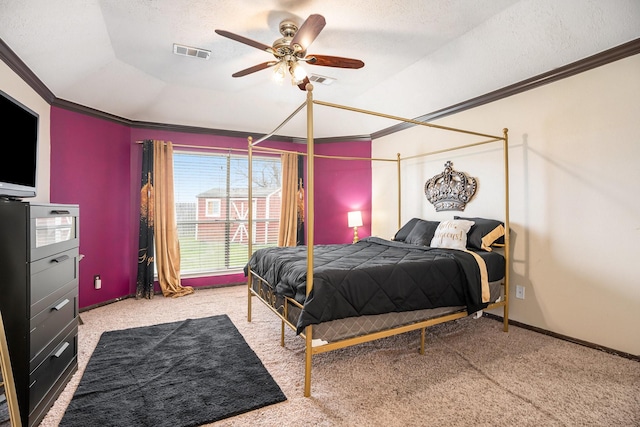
[{"xmin": 38, "ymin": 285, "xmax": 639, "ymax": 427}]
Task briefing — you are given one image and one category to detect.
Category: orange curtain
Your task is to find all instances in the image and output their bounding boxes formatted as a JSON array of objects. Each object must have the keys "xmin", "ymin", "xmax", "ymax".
[
  {"xmin": 153, "ymin": 140, "xmax": 194, "ymax": 298},
  {"xmin": 278, "ymin": 153, "xmax": 298, "ymax": 247}
]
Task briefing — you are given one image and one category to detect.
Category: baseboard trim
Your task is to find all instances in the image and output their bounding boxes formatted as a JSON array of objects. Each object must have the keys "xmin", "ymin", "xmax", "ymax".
[
  {"xmin": 78, "ymin": 282, "xmax": 245, "ymax": 314},
  {"xmin": 483, "ymin": 312, "xmax": 639, "ymax": 362},
  {"xmin": 79, "ymin": 295, "xmax": 133, "ymax": 314}
]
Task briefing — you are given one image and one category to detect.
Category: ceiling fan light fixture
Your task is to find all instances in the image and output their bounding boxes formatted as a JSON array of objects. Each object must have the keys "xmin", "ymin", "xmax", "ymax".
[
  {"xmin": 217, "ymin": 14, "xmax": 363, "ymax": 89},
  {"xmin": 272, "ymin": 61, "xmax": 287, "ymax": 84},
  {"xmin": 289, "ymin": 61, "xmax": 307, "ymax": 84}
]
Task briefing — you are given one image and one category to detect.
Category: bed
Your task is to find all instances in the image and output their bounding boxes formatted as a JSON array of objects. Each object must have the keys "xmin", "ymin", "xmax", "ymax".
[{"xmin": 245, "ymin": 85, "xmax": 511, "ymax": 397}]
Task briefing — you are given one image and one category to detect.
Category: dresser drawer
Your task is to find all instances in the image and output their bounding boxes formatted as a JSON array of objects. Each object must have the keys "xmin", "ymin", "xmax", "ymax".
[
  {"xmin": 29, "ymin": 326, "xmax": 78, "ymax": 413},
  {"xmin": 30, "ymin": 288, "xmax": 78, "ymax": 360},
  {"xmin": 30, "ymin": 247, "xmax": 79, "ymax": 315},
  {"xmin": 29, "ymin": 204, "xmax": 79, "ymax": 262}
]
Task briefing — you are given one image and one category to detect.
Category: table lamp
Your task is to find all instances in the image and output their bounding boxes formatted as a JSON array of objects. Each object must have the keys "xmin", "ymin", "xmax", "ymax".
[{"xmin": 347, "ymin": 211, "xmax": 363, "ymax": 243}]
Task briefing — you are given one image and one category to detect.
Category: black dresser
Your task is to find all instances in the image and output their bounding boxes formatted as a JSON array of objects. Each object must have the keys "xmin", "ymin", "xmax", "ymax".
[{"xmin": 0, "ymin": 200, "xmax": 79, "ymax": 427}]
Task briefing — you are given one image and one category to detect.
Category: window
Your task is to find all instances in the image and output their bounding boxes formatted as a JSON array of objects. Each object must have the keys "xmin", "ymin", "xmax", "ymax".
[
  {"xmin": 173, "ymin": 151, "xmax": 282, "ymax": 276},
  {"xmin": 205, "ymin": 199, "xmax": 221, "ymax": 217}
]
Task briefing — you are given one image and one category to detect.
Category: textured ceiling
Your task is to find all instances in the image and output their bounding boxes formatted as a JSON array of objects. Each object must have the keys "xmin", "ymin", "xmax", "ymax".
[{"xmin": 1, "ymin": 0, "xmax": 639, "ymax": 138}]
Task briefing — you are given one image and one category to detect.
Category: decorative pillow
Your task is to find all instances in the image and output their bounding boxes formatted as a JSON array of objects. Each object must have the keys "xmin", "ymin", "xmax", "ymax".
[
  {"xmin": 454, "ymin": 216, "xmax": 505, "ymax": 251},
  {"xmin": 392, "ymin": 218, "xmax": 422, "ymax": 242},
  {"xmin": 404, "ymin": 220, "xmax": 440, "ymax": 246},
  {"xmin": 430, "ymin": 219, "xmax": 475, "ymax": 250}
]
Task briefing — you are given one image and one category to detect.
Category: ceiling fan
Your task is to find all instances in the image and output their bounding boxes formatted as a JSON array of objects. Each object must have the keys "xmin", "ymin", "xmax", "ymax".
[{"xmin": 215, "ymin": 14, "xmax": 364, "ymax": 90}]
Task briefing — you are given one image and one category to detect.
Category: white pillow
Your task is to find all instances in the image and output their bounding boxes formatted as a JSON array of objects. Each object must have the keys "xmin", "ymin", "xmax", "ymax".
[{"xmin": 430, "ymin": 220, "xmax": 475, "ymax": 250}]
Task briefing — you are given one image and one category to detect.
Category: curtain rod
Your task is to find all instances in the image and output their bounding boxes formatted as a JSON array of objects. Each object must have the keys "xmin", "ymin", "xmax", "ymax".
[
  {"xmin": 252, "ymin": 145, "xmax": 396, "ymax": 162},
  {"xmin": 134, "ymin": 140, "xmax": 249, "ymax": 153},
  {"xmin": 133, "ymin": 140, "xmax": 296, "ymax": 155},
  {"xmin": 134, "ymin": 140, "xmax": 395, "ymax": 162}
]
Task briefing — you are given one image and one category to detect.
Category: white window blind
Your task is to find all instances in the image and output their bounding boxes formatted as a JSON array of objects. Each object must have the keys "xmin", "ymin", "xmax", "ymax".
[{"xmin": 173, "ymin": 151, "xmax": 282, "ymax": 276}]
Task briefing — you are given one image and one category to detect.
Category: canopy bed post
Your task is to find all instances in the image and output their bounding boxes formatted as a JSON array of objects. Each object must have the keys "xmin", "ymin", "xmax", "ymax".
[
  {"xmin": 247, "ymin": 136, "xmax": 254, "ymax": 323},
  {"xmin": 502, "ymin": 128, "xmax": 510, "ymax": 332},
  {"xmin": 244, "ymin": 100, "xmax": 306, "ymax": 327},
  {"xmin": 304, "ymin": 83, "xmax": 315, "ymax": 397},
  {"xmin": 397, "ymin": 152, "xmax": 402, "ymax": 230}
]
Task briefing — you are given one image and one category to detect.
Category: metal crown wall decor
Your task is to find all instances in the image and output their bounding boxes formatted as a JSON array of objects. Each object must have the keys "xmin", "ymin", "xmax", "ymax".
[{"xmin": 424, "ymin": 161, "xmax": 477, "ymax": 211}]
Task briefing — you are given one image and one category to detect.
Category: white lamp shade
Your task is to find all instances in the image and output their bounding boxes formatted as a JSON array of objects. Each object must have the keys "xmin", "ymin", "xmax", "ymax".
[{"xmin": 347, "ymin": 211, "xmax": 363, "ymax": 228}]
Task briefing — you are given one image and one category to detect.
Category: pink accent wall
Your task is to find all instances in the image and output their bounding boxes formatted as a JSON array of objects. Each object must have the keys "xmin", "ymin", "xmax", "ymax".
[
  {"xmin": 50, "ymin": 108, "xmax": 132, "ymax": 308},
  {"xmin": 314, "ymin": 141, "xmax": 372, "ymax": 244},
  {"xmin": 50, "ymin": 109, "xmax": 371, "ymax": 309}
]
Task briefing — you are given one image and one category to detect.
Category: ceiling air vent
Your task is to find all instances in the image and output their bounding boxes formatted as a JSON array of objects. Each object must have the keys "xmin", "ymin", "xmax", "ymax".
[
  {"xmin": 173, "ymin": 43, "xmax": 211, "ymax": 60},
  {"xmin": 309, "ymin": 74, "xmax": 336, "ymax": 85}
]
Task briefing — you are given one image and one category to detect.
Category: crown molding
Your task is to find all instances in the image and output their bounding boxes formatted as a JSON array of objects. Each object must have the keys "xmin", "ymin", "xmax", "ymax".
[
  {"xmin": 0, "ymin": 38, "xmax": 55, "ymax": 103},
  {"xmin": 2, "ymin": 36, "xmax": 638, "ymax": 142},
  {"xmin": 371, "ymin": 37, "xmax": 640, "ymax": 139},
  {"xmin": 51, "ymin": 98, "xmax": 300, "ymax": 142},
  {"xmin": 50, "ymin": 98, "xmax": 370, "ymax": 144},
  {"xmin": 51, "ymin": 98, "xmax": 131, "ymax": 125},
  {"xmin": 51, "ymin": 98, "xmax": 371, "ymax": 144},
  {"xmin": 55, "ymin": 97, "xmax": 264, "ymax": 137}
]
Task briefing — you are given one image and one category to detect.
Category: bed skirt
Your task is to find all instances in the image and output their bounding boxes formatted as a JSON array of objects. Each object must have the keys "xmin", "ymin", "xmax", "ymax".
[{"xmin": 251, "ymin": 275, "xmax": 503, "ymax": 345}]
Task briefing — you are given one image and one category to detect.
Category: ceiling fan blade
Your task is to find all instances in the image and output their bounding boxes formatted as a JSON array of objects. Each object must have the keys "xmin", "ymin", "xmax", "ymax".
[
  {"xmin": 290, "ymin": 14, "xmax": 326, "ymax": 52},
  {"xmin": 215, "ymin": 29, "xmax": 273, "ymax": 53},
  {"xmin": 306, "ymin": 55, "xmax": 365, "ymax": 69},
  {"xmin": 232, "ymin": 62, "xmax": 276, "ymax": 77},
  {"xmin": 297, "ymin": 76, "xmax": 310, "ymax": 91}
]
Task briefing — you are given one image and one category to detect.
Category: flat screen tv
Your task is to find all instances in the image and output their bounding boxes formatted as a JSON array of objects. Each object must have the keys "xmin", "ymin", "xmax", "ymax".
[{"xmin": 0, "ymin": 89, "xmax": 38, "ymax": 199}]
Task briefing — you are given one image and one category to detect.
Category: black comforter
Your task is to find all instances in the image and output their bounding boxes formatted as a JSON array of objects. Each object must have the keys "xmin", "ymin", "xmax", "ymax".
[{"xmin": 245, "ymin": 237, "xmax": 493, "ymax": 334}]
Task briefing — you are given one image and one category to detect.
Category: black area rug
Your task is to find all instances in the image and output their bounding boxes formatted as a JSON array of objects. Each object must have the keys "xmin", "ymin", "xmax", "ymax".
[
  {"xmin": 0, "ymin": 372, "xmax": 9, "ymax": 426},
  {"xmin": 60, "ymin": 315, "xmax": 286, "ymax": 427},
  {"xmin": 0, "ymin": 397, "xmax": 7, "ymax": 426}
]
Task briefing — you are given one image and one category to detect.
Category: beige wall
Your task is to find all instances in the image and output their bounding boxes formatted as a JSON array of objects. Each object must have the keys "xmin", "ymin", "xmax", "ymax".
[
  {"xmin": 372, "ymin": 54, "xmax": 640, "ymax": 356},
  {"xmin": 0, "ymin": 61, "xmax": 50, "ymax": 203}
]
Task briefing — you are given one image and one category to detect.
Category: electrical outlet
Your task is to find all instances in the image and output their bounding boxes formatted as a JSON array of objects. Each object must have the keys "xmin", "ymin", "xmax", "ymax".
[{"xmin": 515, "ymin": 285, "xmax": 525, "ymax": 299}]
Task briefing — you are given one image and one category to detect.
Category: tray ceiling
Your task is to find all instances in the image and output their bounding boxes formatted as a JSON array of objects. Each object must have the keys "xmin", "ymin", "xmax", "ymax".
[{"xmin": 1, "ymin": 0, "xmax": 639, "ymax": 138}]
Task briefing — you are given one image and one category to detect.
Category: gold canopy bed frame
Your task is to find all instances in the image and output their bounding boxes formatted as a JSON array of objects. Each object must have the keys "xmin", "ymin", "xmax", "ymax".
[{"xmin": 245, "ymin": 84, "xmax": 510, "ymax": 397}]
